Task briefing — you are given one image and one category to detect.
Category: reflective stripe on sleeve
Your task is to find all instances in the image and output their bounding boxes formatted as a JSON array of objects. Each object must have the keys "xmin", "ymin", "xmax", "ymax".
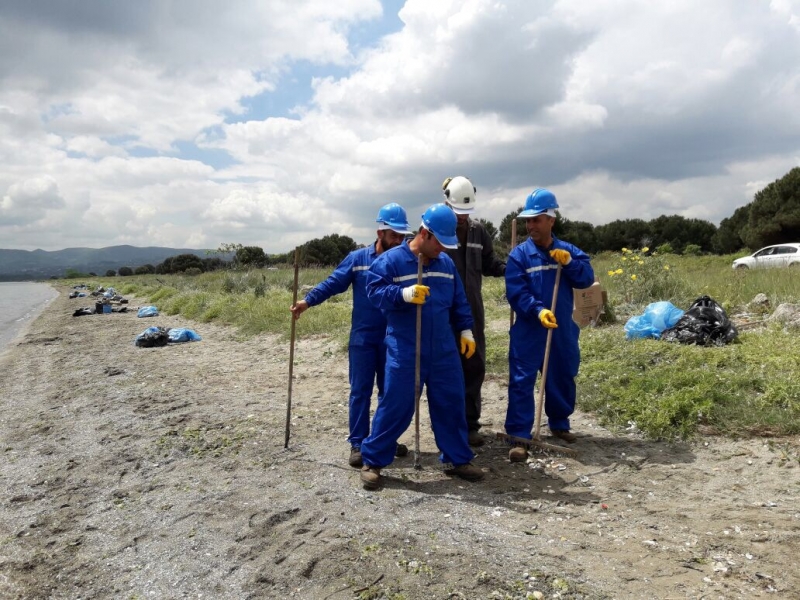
[
  {"xmin": 525, "ymin": 264, "xmax": 558, "ymax": 273},
  {"xmin": 393, "ymin": 271, "xmax": 455, "ymax": 283}
]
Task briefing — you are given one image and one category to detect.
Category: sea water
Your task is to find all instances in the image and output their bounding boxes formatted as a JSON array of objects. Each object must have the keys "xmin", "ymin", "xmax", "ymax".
[{"xmin": 0, "ymin": 282, "xmax": 59, "ymax": 352}]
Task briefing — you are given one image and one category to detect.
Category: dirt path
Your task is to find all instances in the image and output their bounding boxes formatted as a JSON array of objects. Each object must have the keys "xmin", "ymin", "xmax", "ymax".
[{"xmin": 1, "ymin": 287, "xmax": 798, "ymax": 599}]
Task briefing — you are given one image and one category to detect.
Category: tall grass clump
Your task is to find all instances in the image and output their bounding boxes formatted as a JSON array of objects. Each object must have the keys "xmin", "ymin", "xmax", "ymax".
[{"xmin": 577, "ymin": 325, "xmax": 800, "ymax": 439}]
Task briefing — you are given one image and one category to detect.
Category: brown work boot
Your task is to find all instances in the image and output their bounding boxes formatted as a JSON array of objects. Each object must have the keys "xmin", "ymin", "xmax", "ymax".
[
  {"xmin": 360, "ymin": 465, "xmax": 382, "ymax": 489},
  {"xmin": 509, "ymin": 443, "xmax": 529, "ymax": 463},
  {"xmin": 550, "ymin": 429, "xmax": 577, "ymax": 443},
  {"xmin": 444, "ymin": 463, "xmax": 485, "ymax": 482},
  {"xmin": 348, "ymin": 446, "xmax": 363, "ymax": 468},
  {"xmin": 467, "ymin": 430, "xmax": 485, "ymax": 447}
]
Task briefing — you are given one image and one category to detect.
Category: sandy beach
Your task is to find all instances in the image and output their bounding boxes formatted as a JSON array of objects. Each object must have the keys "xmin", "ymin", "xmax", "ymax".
[{"xmin": 1, "ymin": 285, "xmax": 798, "ymax": 599}]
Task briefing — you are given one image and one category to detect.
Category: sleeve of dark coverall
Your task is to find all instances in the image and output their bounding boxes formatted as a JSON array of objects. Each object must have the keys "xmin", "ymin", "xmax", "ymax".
[
  {"xmin": 560, "ymin": 242, "xmax": 595, "ymax": 290},
  {"xmin": 450, "ymin": 262, "xmax": 474, "ymax": 332},
  {"xmin": 480, "ymin": 227, "xmax": 506, "ymax": 277},
  {"xmin": 365, "ymin": 255, "xmax": 405, "ymax": 311},
  {"xmin": 304, "ymin": 252, "xmax": 356, "ymax": 307},
  {"xmin": 505, "ymin": 248, "xmax": 545, "ymax": 320}
]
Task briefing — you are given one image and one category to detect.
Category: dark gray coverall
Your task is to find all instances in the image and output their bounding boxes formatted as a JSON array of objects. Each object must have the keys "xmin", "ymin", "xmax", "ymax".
[{"xmin": 445, "ymin": 218, "xmax": 506, "ymax": 432}]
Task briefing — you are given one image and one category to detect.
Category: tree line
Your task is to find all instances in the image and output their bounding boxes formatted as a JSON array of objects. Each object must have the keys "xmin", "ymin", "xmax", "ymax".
[{"xmin": 104, "ymin": 166, "xmax": 799, "ymax": 274}]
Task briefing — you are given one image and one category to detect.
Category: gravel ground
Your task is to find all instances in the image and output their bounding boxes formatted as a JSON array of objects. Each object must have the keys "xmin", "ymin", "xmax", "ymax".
[{"xmin": 1, "ymin": 286, "xmax": 798, "ymax": 599}]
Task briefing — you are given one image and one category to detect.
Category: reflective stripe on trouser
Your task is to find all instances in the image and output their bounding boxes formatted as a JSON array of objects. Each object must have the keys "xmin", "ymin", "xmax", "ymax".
[
  {"xmin": 347, "ymin": 341, "xmax": 385, "ymax": 447},
  {"xmin": 505, "ymin": 342, "xmax": 576, "ymax": 438},
  {"xmin": 360, "ymin": 353, "xmax": 473, "ymax": 468}
]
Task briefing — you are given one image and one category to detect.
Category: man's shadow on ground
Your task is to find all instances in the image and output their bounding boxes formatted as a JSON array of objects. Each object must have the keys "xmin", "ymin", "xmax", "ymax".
[{"xmin": 374, "ymin": 430, "xmax": 695, "ymax": 515}]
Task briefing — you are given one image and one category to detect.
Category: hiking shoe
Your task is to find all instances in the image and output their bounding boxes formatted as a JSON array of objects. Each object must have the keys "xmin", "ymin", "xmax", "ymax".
[
  {"xmin": 395, "ymin": 443, "xmax": 409, "ymax": 457},
  {"xmin": 444, "ymin": 463, "xmax": 485, "ymax": 482},
  {"xmin": 467, "ymin": 430, "xmax": 485, "ymax": 447},
  {"xmin": 509, "ymin": 443, "xmax": 528, "ymax": 463},
  {"xmin": 550, "ymin": 429, "xmax": 577, "ymax": 443},
  {"xmin": 348, "ymin": 446, "xmax": 363, "ymax": 468},
  {"xmin": 360, "ymin": 465, "xmax": 382, "ymax": 489}
]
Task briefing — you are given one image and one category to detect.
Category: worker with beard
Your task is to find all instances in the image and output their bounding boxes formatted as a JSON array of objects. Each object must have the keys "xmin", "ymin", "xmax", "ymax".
[{"xmin": 290, "ymin": 204, "xmax": 412, "ymax": 467}]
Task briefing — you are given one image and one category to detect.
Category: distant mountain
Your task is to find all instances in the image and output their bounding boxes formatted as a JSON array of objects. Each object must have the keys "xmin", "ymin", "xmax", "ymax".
[{"xmin": 0, "ymin": 245, "xmax": 224, "ymax": 281}]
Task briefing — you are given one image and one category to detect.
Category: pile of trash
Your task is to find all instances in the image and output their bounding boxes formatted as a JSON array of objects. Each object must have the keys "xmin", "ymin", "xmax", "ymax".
[
  {"xmin": 135, "ymin": 326, "xmax": 202, "ymax": 347},
  {"xmin": 625, "ymin": 296, "xmax": 738, "ymax": 346},
  {"xmin": 70, "ymin": 285, "xmax": 131, "ymax": 316}
]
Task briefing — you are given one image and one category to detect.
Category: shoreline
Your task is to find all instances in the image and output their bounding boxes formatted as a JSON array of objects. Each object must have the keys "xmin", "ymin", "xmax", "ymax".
[{"xmin": 0, "ymin": 282, "xmax": 59, "ymax": 358}]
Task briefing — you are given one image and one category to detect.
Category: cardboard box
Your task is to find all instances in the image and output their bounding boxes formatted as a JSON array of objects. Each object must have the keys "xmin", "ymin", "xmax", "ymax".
[{"xmin": 573, "ymin": 280, "xmax": 605, "ymax": 327}]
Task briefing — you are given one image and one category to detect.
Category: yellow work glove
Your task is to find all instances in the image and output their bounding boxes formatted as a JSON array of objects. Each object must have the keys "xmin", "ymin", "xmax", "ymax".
[
  {"xmin": 549, "ymin": 249, "xmax": 572, "ymax": 265},
  {"xmin": 460, "ymin": 330, "xmax": 476, "ymax": 359},
  {"xmin": 538, "ymin": 309, "xmax": 558, "ymax": 329},
  {"xmin": 402, "ymin": 284, "xmax": 430, "ymax": 305}
]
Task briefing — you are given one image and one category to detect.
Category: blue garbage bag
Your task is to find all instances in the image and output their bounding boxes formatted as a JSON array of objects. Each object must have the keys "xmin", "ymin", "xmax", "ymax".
[
  {"xmin": 137, "ymin": 306, "xmax": 159, "ymax": 318},
  {"xmin": 624, "ymin": 301, "xmax": 684, "ymax": 340},
  {"xmin": 167, "ymin": 328, "xmax": 202, "ymax": 343}
]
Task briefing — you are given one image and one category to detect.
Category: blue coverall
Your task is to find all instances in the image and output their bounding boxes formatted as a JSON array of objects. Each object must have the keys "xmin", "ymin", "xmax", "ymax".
[
  {"xmin": 360, "ymin": 241, "xmax": 475, "ymax": 468},
  {"xmin": 304, "ymin": 244, "xmax": 386, "ymax": 448},
  {"xmin": 505, "ymin": 235, "xmax": 595, "ymax": 437}
]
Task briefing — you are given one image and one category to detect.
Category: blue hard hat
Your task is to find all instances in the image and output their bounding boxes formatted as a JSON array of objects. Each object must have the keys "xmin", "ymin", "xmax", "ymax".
[
  {"xmin": 518, "ymin": 188, "xmax": 559, "ymax": 218},
  {"xmin": 421, "ymin": 203, "xmax": 458, "ymax": 249},
  {"xmin": 376, "ymin": 203, "xmax": 412, "ymax": 234}
]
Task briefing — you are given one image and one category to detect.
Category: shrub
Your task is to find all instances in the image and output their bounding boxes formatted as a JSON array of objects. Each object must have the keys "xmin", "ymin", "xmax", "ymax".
[
  {"xmin": 683, "ymin": 244, "xmax": 702, "ymax": 256},
  {"xmin": 655, "ymin": 243, "xmax": 673, "ymax": 254},
  {"xmin": 604, "ymin": 247, "xmax": 685, "ymax": 305}
]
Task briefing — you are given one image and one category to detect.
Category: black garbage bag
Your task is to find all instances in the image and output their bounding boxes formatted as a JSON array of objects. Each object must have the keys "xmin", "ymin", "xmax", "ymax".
[
  {"xmin": 135, "ymin": 326, "xmax": 171, "ymax": 347},
  {"xmin": 661, "ymin": 295, "xmax": 738, "ymax": 346}
]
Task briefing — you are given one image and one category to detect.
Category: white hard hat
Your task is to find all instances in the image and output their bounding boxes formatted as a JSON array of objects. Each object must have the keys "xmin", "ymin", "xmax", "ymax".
[{"xmin": 442, "ymin": 176, "xmax": 476, "ymax": 214}]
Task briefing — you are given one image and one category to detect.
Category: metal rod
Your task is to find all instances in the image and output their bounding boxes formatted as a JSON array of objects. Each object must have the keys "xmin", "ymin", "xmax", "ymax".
[{"xmin": 413, "ymin": 253, "xmax": 423, "ymax": 469}]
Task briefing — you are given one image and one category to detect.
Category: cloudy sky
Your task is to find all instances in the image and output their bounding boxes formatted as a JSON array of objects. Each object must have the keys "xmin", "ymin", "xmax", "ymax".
[{"xmin": 2, "ymin": 0, "xmax": 800, "ymax": 253}]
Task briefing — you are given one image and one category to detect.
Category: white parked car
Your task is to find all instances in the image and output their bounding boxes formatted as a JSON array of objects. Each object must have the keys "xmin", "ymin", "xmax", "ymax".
[{"xmin": 732, "ymin": 243, "xmax": 800, "ymax": 269}]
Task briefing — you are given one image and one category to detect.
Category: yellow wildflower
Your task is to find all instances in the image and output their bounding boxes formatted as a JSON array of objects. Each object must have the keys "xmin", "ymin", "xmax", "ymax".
[
  {"xmin": 642, "ymin": 247, "xmax": 649, "ymax": 253},
  {"xmin": 638, "ymin": 261, "xmax": 644, "ymax": 265},
  {"xmin": 607, "ymin": 270, "xmax": 615, "ymax": 276},
  {"xmin": 631, "ymin": 274, "xmax": 637, "ymax": 281},
  {"xmin": 615, "ymin": 268, "xmax": 623, "ymax": 275},
  {"xmin": 621, "ymin": 247, "xmax": 629, "ymax": 253},
  {"xmin": 621, "ymin": 257, "xmax": 627, "ymax": 261},
  {"xmin": 664, "ymin": 265, "xmax": 670, "ymax": 270}
]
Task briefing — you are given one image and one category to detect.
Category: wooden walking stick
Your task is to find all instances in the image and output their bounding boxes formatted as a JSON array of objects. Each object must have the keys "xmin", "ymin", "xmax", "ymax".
[
  {"xmin": 531, "ymin": 264, "xmax": 564, "ymax": 447},
  {"xmin": 496, "ymin": 262, "xmax": 576, "ymax": 456},
  {"xmin": 413, "ymin": 252, "xmax": 424, "ymax": 469},
  {"xmin": 284, "ymin": 247, "xmax": 300, "ymax": 448}
]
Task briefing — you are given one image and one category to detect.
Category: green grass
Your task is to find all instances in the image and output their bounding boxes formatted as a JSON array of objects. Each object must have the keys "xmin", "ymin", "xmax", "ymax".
[{"xmin": 68, "ymin": 256, "xmax": 800, "ymax": 440}]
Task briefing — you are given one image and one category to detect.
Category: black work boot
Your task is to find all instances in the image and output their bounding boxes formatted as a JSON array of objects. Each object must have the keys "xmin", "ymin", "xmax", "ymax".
[
  {"xmin": 467, "ymin": 430, "xmax": 485, "ymax": 447},
  {"xmin": 395, "ymin": 443, "xmax": 409, "ymax": 457}
]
